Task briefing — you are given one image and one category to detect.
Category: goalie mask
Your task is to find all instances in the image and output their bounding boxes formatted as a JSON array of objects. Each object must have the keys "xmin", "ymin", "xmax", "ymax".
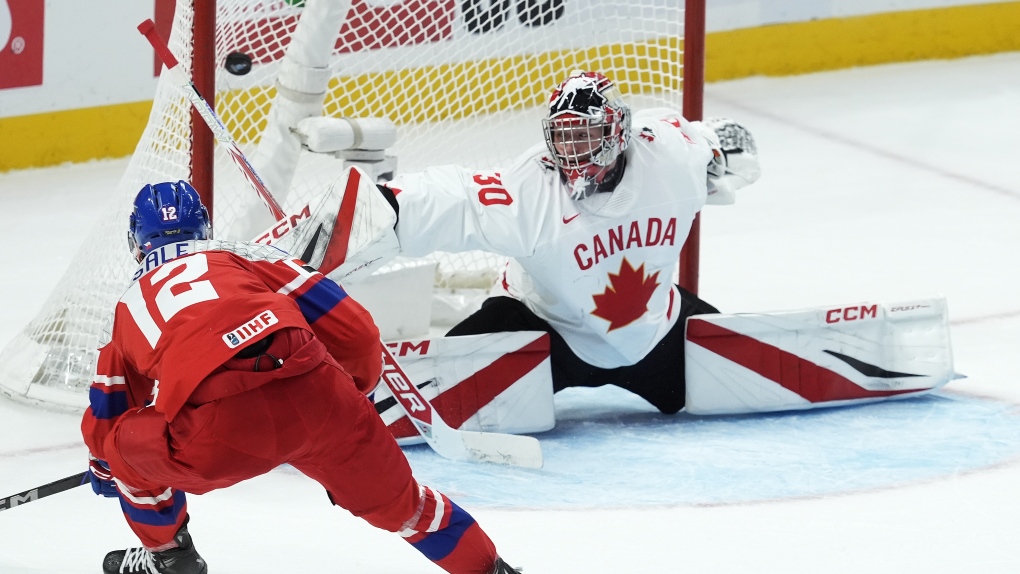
[
  {"xmin": 542, "ymin": 71, "xmax": 631, "ymax": 200},
  {"xmin": 128, "ymin": 181, "xmax": 210, "ymax": 260}
]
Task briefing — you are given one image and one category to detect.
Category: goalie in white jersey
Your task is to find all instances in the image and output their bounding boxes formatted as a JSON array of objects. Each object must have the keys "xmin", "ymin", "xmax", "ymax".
[{"xmin": 379, "ymin": 71, "xmax": 761, "ymax": 414}]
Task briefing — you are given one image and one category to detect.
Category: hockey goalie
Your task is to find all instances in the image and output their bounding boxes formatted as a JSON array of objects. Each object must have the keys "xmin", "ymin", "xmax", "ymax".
[{"xmin": 266, "ymin": 70, "xmax": 955, "ymax": 431}]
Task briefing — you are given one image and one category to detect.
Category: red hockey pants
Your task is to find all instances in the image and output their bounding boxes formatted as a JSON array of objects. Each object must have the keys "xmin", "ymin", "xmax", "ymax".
[{"xmin": 103, "ymin": 328, "xmax": 499, "ymax": 573}]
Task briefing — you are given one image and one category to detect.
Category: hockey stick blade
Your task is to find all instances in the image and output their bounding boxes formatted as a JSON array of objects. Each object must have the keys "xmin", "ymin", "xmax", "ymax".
[
  {"xmin": 456, "ymin": 429, "xmax": 543, "ymax": 469},
  {"xmin": 380, "ymin": 345, "xmax": 543, "ymax": 468},
  {"xmin": 0, "ymin": 472, "xmax": 87, "ymax": 512},
  {"xmin": 136, "ymin": 19, "xmax": 543, "ymax": 468}
]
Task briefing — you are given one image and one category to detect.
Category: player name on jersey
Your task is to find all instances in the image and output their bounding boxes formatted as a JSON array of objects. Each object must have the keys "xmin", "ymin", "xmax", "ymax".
[{"xmin": 133, "ymin": 241, "xmax": 194, "ymax": 281}]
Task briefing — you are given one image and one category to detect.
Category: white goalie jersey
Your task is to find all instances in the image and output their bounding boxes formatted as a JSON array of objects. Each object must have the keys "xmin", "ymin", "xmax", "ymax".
[{"xmin": 389, "ymin": 109, "xmax": 716, "ymax": 369}]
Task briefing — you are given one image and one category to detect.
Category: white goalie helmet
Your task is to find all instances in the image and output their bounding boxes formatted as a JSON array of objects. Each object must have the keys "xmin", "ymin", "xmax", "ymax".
[{"xmin": 542, "ymin": 71, "xmax": 631, "ymax": 200}]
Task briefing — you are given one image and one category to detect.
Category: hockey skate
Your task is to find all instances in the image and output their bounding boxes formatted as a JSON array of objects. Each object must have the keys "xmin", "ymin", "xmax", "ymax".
[
  {"xmin": 491, "ymin": 557, "xmax": 523, "ymax": 574},
  {"xmin": 103, "ymin": 519, "xmax": 207, "ymax": 574}
]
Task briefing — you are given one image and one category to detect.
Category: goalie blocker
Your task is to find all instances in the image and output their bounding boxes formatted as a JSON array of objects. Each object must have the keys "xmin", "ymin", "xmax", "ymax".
[{"xmin": 254, "ymin": 165, "xmax": 399, "ymax": 283}]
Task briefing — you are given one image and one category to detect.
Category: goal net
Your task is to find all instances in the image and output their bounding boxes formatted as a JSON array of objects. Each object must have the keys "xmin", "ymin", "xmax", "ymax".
[{"xmin": 0, "ymin": 0, "xmax": 694, "ymax": 410}]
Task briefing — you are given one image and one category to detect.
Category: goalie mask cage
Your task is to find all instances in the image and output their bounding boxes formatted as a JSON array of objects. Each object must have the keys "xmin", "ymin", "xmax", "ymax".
[{"xmin": 0, "ymin": 0, "xmax": 704, "ymax": 410}]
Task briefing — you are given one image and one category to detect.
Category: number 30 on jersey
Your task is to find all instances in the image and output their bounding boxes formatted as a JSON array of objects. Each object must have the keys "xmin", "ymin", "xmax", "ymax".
[{"xmin": 473, "ymin": 172, "xmax": 512, "ymax": 206}]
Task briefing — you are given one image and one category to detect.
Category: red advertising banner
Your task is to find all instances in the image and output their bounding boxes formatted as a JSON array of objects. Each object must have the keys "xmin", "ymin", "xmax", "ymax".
[{"xmin": 0, "ymin": 0, "xmax": 45, "ymax": 89}]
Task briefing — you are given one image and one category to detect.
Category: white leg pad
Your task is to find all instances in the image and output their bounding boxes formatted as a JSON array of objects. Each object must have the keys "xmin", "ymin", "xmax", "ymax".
[
  {"xmin": 685, "ymin": 297, "xmax": 956, "ymax": 415},
  {"xmin": 373, "ymin": 331, "xmax": 555, "ymax": 445}
]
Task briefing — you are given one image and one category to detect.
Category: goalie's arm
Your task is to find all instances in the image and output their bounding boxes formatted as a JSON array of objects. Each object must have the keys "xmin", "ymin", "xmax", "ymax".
[
  {"xmin": 382, "ymin": 165, "xmax": 540, "ymax": 259},
  {"xmin": 636, "ymin": 108, "xmax": 761, "ymax": 205}
]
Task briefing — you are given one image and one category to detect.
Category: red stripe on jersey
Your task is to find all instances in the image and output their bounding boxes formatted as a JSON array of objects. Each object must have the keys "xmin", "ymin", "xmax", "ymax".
[{"xmin": 686, "ymin": 319, "xmax": 916, "ymax": 403}]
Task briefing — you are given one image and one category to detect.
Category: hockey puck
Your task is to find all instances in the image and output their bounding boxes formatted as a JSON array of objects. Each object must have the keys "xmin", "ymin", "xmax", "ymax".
[{"xmin": 224, "ymin": 52, "xmax": 253, "ymax": 76}]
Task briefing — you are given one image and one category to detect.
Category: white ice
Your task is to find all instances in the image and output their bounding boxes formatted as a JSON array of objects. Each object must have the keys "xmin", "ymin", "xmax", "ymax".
[{"xmin": 2, "ymin": 53, "xmax": 1020, "ymax": 573}]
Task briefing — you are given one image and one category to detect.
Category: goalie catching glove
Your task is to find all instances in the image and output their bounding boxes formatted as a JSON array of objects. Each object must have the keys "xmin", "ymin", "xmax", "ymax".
[{"xmin": 696, "ymin": 117, "xmax": 761, "ymax": 205}]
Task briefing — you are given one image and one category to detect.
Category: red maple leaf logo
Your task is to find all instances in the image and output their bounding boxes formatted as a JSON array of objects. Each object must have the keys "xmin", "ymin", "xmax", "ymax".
[{"xmin": 591, "ymin": 258, "xmax": 660, "ymax": 331}]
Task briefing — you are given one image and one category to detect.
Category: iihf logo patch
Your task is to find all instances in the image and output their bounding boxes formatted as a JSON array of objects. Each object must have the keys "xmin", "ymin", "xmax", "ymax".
[{"xmin": 222, "ymin": 310, "xmax": 279, "ymax": 349}]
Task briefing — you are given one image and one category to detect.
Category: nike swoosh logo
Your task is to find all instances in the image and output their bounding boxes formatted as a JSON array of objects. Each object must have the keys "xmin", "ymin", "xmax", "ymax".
[
  {"xmin": 562, "ymin": 213, "xmax": 580, "ymax": 224},
  {"xmin": 823, "ymin": 350, "xmax": 924, "ymax": 378},
  {"xmin": 374, "ymin": 380, "xmax": 433, "ymax": 415}
]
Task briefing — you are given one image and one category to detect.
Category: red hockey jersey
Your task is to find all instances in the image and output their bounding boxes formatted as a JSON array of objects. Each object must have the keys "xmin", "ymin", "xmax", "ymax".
[{"xmin": 82, "ymin": 240, "xmax": 381, "ymax": 460}]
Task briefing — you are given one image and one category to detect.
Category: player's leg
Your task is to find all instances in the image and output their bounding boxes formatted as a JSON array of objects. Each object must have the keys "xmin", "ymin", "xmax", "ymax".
[
  {"xmin": 289, "ymin": 360, "xmax": 511, "ymax": 574},
  {"xmin": 101, "ymin": 409, "xmax": 205, "ymax": 573},
  {"xmin": 96, "ymin": 328, "xmax": 324, "ymax": 572},
  {"xmin": 446, "ymin": 296, "xmax": 551, "ymax": 336},
  {"xmin": 447, "ymin": 296, "xmax": 607, "ymax": 392},
  {"xmin": 101, "ymin": 514, "xmax": 205, "ymax": 574},
  {"xmin": 611, "ymin": 286, "xmax": 720, "ymax": 414},
  {"xmin": 676, "ymin": 285, "xmax": 721, "ymax": 317}
]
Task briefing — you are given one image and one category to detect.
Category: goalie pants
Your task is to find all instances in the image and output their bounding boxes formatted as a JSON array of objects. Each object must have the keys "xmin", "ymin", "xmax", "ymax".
[
  {"xmin": 102, "ymin": 327, "xmax": 500, "ymax": 574},
  {"xmin": 447, "ymin": 287, "xmax": 719, "ymax": 414}
]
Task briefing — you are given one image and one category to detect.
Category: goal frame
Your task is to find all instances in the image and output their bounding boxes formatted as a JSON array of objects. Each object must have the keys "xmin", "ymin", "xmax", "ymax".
[
  {"xmin": 179, "ymin": 0, "xmax": 708, "ymax": 293},
  {"xmin": 680, "ymin": 0, "xmax": 705, "ymax": 294},
  {"xmin": 0, "ymin": 0, "xmax": 709, "ymax": 412}
]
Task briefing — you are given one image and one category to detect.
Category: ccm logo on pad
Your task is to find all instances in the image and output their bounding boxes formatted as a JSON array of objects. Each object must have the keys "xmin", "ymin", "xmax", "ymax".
[
  {"xmin": 223, "ymin": 310, "xmax": 278, "ymax": 349},
  {"xmin": 825, "ymin": 304, "xmax": 877, "ymax": 324}
]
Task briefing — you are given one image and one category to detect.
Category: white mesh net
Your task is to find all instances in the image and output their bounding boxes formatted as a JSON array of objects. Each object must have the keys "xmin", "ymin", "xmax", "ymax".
[{"xmin": 0, "ymin": 0, "xmax": 687, "ymax": 409}]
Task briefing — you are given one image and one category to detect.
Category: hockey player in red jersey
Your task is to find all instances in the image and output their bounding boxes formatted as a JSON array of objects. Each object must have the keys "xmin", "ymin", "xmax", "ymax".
[
  {"xmin": 379, "ymin": 70, "xmax": 761, "ymax": 415},
  {"xmin": 81, "ymin": 181, "xmax": 519, "ymax": 574}
]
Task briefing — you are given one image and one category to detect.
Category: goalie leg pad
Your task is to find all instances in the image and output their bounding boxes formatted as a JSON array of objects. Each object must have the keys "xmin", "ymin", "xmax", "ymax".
[
  {"xmin": 373, "ymin": 331, "xmax": 555, "ymax": 445},
  {"xmin": 684, "ymin": 297, "xmax": 956, "ymax": 415}
]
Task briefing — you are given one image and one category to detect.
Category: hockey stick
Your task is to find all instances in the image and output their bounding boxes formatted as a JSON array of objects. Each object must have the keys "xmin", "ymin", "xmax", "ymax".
[
  {"xmin": 379, "ymin": 341, "xmax": 543, "ymax": 467},
  {"xmin": 0, "ymin": 472, "xmax": 87, "ymax": 512},
  {"xmin": 137, "ymin": 21, "xmax": 543, "ymax": 469},
  {"xmin": 136, "ymin": 20, "xmax": 285, "ymax": 223}
]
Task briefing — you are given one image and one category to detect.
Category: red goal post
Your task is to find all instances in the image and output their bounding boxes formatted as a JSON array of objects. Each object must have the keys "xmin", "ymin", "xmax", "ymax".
[{"xmin": 681, "ymin": 0, "xmax": 705, "ymax": 294}]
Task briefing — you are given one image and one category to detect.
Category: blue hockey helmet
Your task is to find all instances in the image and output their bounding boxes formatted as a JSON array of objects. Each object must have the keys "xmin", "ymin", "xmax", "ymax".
[{"xmin": 128, "ymin": 181, "xmax": 210, "ymax": 258}]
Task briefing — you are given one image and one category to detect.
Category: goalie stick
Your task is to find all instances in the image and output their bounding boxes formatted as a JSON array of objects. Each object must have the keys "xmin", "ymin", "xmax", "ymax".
[
  {"xmin": 0, "ymin": 472, "xmax": 87, "ymax": 512},
  {"xmin": 137, "ymin": 20, "xmax": 543, "ymax": 469}
]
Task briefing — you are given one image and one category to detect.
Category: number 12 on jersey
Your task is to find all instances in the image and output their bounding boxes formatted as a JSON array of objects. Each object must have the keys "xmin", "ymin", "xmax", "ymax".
[{"xmin": 122, "ymin": 253, "xmax": 220, "ymax": 348}]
